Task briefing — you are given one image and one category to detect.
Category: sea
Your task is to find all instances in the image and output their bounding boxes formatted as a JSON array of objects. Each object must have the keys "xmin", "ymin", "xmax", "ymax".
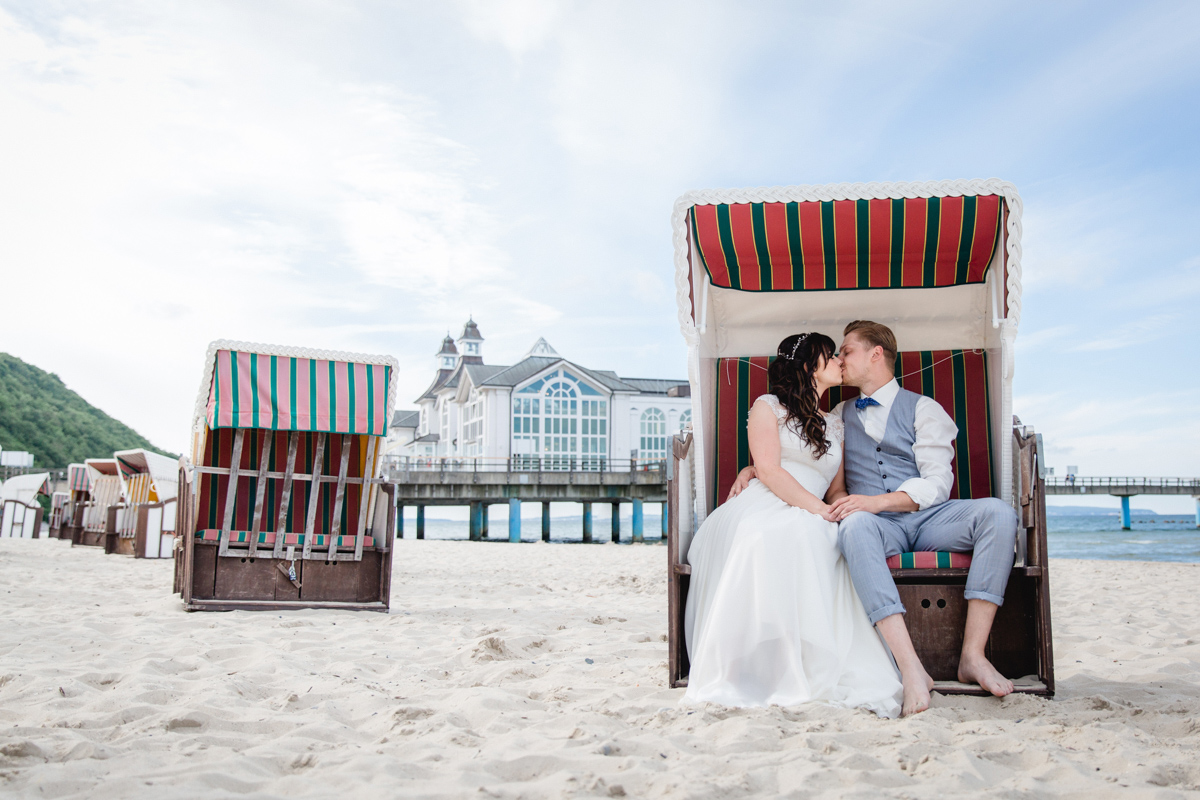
[{"xmin": 401, "ymin": 506, "xmax": 1200, "ymax": 563}]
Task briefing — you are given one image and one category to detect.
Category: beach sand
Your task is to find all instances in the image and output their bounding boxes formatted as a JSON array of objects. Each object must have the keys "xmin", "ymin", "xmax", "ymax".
[{"xmin": 1, "ymin": 539, "xmax": 1199, "ymax": 798}]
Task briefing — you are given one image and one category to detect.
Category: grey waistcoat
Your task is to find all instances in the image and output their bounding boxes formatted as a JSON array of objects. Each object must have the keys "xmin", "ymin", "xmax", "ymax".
[{"xmin": 843, "ymin": 388, "xmax": 922, "ymax": 496}]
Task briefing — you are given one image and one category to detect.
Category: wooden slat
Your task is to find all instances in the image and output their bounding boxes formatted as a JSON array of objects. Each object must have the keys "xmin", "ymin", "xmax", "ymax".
[
  {"xmin": 327, "ymin": 435, "xmax": 352, "ymax": 561},
  {"xmin": 301, "ymin": 433, "xmax": 326, "ymax": 561},
  {"xmin": 218, "ymin": 430, "xmax": 245, "ymax": 558},
  {"xmin": 354, "ymin": 436, "xmax": 377, "ymax": 561},
  {"xmin": 273, "ymin": 433, "xmax": 299, "ymax": 559},
  {"xmin": 248, "ymin": 433, "xmax": 273, "ymax": 557},
  {"xmin": 192, "ymin": 465, "xmax": 380, "ymax": 485}
]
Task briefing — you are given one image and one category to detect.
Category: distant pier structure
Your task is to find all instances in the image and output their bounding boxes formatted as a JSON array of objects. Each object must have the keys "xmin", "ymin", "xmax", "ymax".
[
  {"xmin": 1045, "ymin": 477, "xmax": 1200, "ymax": 530},
  {"xmin": 381, "ymin": 317, "xmax": 692, "ymax": 542},
  {"xmin": 385, "ymin": 457, "xmax": 669, "ymax": 542}
]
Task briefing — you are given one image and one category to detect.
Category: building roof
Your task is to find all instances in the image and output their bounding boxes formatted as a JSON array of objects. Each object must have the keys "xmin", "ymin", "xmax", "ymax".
[
  {"xmin": 619, "ymin": 377, "xmax": 690, "ymax": 395},
  {"xmin": 392, "ymin": 409, "xmax": 420, "ymax": 429},
  {"xmin": 459, "ymin": 317, "xmax": 483, "ymax": 341},
  {"xmin": 523, "ymin": 337, "xmax": 559, "ymax": 358},
  {"xmin": 436, "ymin": 335, "xmax": 458, "ymax": 356}
]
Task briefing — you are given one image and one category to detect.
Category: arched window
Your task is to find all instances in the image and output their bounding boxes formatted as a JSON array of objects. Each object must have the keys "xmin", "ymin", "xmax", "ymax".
[
  {"xmin": 640, "ymin": 408, "xmax": 667, "ymax": 460},
  {"xmin": 679, "ymin": 409, "xmax": 692, "ymax": 430},
  {"xmin": 511, "ymin": 370, "xmax": 607, "ymax": 470}
]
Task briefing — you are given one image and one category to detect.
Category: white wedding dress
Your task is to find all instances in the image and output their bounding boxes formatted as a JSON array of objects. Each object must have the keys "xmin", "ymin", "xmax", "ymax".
[{"xmin": 683, "ymin": 394, "xmax": 903, "ymax": 717}]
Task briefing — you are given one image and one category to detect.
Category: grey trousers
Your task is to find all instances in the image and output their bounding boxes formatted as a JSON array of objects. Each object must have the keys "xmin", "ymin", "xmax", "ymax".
[{"xmin": 837, "ymin": 499, "xmax": 1019, "ymax": 625}]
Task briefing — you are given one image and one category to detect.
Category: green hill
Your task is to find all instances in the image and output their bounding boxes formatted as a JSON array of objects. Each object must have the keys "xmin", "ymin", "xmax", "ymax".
[{"xmin": 0, "ymin": 353, "xmax": 176, "ymax": 467}]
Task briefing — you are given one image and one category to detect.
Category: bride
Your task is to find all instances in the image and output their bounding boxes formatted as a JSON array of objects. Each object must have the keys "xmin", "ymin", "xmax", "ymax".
[{"xmin": 683, "ymin": 332, "xmax": 903, "ymax": 717}]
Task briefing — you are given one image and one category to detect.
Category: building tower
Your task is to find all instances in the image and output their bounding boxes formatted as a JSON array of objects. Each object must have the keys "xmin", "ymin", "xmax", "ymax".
[
  {"xmin": 457, "ymin": 317, "xmax": 484, "ymax": 365},
  {"xmin": 435, "ymin": 334, "xmax": 458, "ymax": 374}
]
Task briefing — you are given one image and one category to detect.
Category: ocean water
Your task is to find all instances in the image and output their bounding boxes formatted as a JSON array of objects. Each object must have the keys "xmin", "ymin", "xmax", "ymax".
[
  {"xmin": 398, "ymin": 510, "xmax": 1200, "ymax": 563},
  {"xmin": 1047, "ymin": 513, "xmax": 1200, "ymax": 563},
  {"xmin": 395, "ymin": 512, "xmax": 666, "ymax": 545}
]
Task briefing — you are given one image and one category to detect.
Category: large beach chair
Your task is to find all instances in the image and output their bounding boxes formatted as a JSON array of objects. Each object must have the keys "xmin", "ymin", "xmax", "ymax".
[
  {"xmin": 666, "ymin": 180, "xmax": 1054, "ymax": 697},
  {"xmin": 76, "ymin": 459, "xmax": 124, "ymax": 547},
  {"xmin": 0, "ymin": 473, "xmax": 50, "ymax": 539},
  {"xmin": 59, "ymin": 464, "xmax": 91, "ymax": 543},
  {"xmin": 175, "ymin": 341, "xmax": 399, "ymax": 612},
  {"xmin": 110, "ymin": 449, "xmax": 178, "ymax": 558}
]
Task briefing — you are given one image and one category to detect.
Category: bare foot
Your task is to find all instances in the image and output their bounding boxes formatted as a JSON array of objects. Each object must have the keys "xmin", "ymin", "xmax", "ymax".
[
  {"xmin": 900, "ymin": 667, "xmax": 935, "ymax": 716},
  {"xmin": 958, "ymin": 653, "xmax": 1014, "ymax": 697}
]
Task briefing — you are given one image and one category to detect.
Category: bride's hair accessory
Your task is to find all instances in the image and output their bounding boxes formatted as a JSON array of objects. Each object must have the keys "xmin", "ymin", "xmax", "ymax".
[{"xmin": 788, "ymin": 333, "xmax": 810, "ymax": 361}]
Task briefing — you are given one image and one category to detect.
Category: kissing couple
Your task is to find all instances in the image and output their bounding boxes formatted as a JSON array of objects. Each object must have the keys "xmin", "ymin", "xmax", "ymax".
[{"xmin": 682, "ymin": 320, "xmax": 1019, "ymax": 717}]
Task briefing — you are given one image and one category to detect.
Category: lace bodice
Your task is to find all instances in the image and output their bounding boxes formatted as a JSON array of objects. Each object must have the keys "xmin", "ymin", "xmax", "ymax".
[{"xmin": 751, "ymin": 394, "xmax": 843, "ymax": 494}]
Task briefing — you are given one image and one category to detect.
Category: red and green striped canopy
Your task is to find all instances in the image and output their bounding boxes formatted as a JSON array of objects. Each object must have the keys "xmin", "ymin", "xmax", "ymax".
[
  {"xmin": 68, "ymin": 464, "xmax": 90, "ymax": 493},
  {"xmin": 690, "ymin": 195, "xmax": 1002, "ymax": 291},
  {"xmin": 714, "ymin": 350, "xmax": 994, "ymax": 506},
  {"xmin": 206, "ymin": 350, "xmax": 391, "ymax": 436}
]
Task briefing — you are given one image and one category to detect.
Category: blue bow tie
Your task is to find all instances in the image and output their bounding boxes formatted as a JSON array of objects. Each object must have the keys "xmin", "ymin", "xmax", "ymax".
[{"xmin": 854, "ymin": 396, "xmax": 881, "ymax": 411}]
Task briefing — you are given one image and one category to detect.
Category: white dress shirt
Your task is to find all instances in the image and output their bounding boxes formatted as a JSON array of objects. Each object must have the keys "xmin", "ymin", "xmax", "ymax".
[{"xmin": 832, "ymin": 378, "xmax": 957, "ymax": 510}]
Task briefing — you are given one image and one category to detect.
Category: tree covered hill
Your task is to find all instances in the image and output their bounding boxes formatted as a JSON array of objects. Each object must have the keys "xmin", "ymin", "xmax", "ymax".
[{"xmin": 0, "ymin": 353, "xmax": 176, "ymax": 467}]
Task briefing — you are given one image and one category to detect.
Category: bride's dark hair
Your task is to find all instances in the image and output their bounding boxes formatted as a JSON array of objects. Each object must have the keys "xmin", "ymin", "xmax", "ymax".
[{"xmin": 768, "ymin": 332, "xmax": 837, "ymax": 459}]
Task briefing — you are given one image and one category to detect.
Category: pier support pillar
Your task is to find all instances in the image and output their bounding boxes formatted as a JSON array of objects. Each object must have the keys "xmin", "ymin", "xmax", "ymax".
[
  {"xmin": 469, "ymin": 502, "xmax": 482, "ymax": 541},
  {"xmin": 582, "ymin": 502, "xmax": 593, "ymax": 543},
  {"xmin": 1194, "ymin": 497, "xmax": 1199, "ymax": 529},
  {"xmin": 542, "ymin": 502, "xmax": 551, "ymax": 542},
  {"xmin": 482, "ymin": 504, "xmax": 490, "ymax": 539},
  {"xmin": 416, "ymin": 505, "xmax": 425, "ymax": 540},
  {"xmin": 632, "ymin": 498, "xmax": 644, "ymax": 543},
  {"xmin": 508, "ymin": 498, "xmax": 521, "ymax": 543},
  {"xmin": 611, "ymin": 502, "xmax": 621, "ymax": 543},
  {"xmin": 1120, "ymin": 496, "xmax": 1132, "ymax": 531},
  {"xmin": 397, "ymin": 504, "xmax": 404, "ymax": 540}
]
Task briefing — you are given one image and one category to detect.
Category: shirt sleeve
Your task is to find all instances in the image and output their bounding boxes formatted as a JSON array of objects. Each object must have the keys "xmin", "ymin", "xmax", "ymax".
[{"xmin": 896, "ymin": 397, "xmax": 957, "ymax": 510}]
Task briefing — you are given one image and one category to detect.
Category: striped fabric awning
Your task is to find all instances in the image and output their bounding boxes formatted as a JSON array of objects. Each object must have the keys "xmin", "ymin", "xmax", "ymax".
[
  {"xmin": 206, "ymin": 350, "xmax": 391, "ymax": 436},
  {"xmin": 690, "ymin": 195, "xmax": 1002, "ymax": 291},
  {"xmin": 68, "ymin": 464, "xmax": 90, "ymax": 492},
  {"xmin": 714, "ymin": 350, "xmax": 994, "ymax": 506},
  {"xmin": 116, "ymin": 457, "xmax": 139, "ymax": 479}
]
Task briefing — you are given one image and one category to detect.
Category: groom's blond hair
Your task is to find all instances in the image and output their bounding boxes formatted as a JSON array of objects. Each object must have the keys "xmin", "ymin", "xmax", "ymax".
[{"xmin": 843, "ymin": 320, "xmax": 897, "ymax": 370}]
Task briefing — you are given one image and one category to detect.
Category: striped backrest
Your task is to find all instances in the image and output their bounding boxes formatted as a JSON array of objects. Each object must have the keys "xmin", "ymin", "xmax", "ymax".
[
  {"xmin": 714, "ymin": 350, "xmax": 993, "ymax": 506},
  {"xmin": 195, "ymin": 428, "xmax": 368, "ymax": 539},
  {"xmin": 206, "ymin": 350, "xmax": 392, "ymax": 436},
  {"xmin": 690, "ymin": 195, "xmax": 1002, "ymax": 291}
]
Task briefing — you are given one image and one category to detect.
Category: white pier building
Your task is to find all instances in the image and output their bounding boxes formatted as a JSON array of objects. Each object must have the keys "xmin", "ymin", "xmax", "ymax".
[{"xmin": 387, "ymin": 319, "xmax": 691, "ymax": 466}]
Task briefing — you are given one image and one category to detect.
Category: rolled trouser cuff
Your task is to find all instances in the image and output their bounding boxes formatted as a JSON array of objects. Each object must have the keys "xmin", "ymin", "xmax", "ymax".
[
  {"xmin": 963, "ymin": 589, "xmax": 1005, "ymax": 606},
  {"xmin": 867, "ymin": 601, "xmax": 906, "ymax": 626}
]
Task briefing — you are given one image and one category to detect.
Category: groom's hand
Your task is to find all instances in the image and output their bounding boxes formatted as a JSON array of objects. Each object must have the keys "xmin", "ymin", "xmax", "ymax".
[
  {"xmin": 727, "ymin": 466, "xmax": 757, "ymax": 499},
  {"xmin": 829, "ymin": 494, "xmax": 886, "ymax": 521}
]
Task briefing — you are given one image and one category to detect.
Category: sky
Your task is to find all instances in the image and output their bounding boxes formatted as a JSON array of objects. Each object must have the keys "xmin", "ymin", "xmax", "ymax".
[{"xmin": 1, "ymin": 0, "xmax": 1198, "ymax": 511}]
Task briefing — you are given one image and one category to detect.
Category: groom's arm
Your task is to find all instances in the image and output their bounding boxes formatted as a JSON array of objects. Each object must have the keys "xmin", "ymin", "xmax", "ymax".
[{"xmin": 895, "ymin": 397, "xmax": 957, "ymax": 510}]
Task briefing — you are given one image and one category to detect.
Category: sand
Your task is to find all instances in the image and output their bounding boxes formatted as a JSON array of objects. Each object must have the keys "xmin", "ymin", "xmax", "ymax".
[{"xmin": 1, "ymin": 539, "xmax": 1199, "ymax": 798}]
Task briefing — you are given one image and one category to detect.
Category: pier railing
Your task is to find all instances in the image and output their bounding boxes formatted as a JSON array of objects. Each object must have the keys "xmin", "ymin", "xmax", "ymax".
[
  {"xmin": 1045, "ymin": 477, "xmax": 1200, "ymax": 495},
  {"xmin": 382, "ymin": 455, "xmax": 667, "ymax": 476}
]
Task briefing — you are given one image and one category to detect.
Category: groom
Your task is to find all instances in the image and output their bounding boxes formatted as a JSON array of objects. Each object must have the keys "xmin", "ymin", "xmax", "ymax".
[{"xmin": 732, "ymin": 320, "xmax": 1019, "ymax": 716}]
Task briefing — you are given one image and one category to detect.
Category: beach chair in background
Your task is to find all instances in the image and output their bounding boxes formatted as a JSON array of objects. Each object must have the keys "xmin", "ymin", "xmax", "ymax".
[
  {"xmin": 666, "ymin": 180, "xmax": 1054, "ymax": 697},
  {"xmin": 77, "ymin": 459, "xmax": 124, "ymax": 548},
  {"xmin": 110, "ymin": 449, "xmax": 179, "ymax": 558},
  {"xmin": 48, "ymin": 491, "xmax": 69, "ymax": 538},
  {"xmin": 175, "ymin": 341, "xmax": 398, "ymax": 612},
  {"xmin": 61, "ymin": 463, "xmax": 91, "ymax": 544},
  {"xmin": 0, "ymin": 473, "xmax": 50, "ymax": 538}
]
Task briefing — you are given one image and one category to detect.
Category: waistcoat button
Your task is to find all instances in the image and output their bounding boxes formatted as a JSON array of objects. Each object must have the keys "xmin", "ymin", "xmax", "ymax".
[
  {"xmin": 876, "ymin": 447, "xmax": 881, "ymax": 452},
  {"xmin": 882, "ymin": 474, "xmax": 887, "ymax": 479}
]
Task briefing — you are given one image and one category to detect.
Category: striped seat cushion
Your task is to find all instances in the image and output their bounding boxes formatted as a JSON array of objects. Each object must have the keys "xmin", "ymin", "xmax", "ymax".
[
  {"xmin": 714, "ymin": 350, "xmax": 993, "ymax": 506},
  {"xmin": 194, "ymin": 529, "xmax": 374, "ymax": 549},
  {"xmin": 887, "ymin": 551, "xmax": 972, "ymax": 569}
]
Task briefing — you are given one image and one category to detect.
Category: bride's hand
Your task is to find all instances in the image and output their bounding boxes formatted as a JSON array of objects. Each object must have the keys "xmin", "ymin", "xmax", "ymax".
[{"xmin": 814, "ymin": 503, "xmax": 838, "ymax": 522}]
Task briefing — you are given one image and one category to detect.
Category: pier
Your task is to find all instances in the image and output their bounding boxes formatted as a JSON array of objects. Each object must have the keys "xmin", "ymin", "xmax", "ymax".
[
  {"xmin": 1045, "ymin": 477, "xmax": 1200, "ymax": 530},
  {"xmin": 383, "ymin": 456, "xmax": 669, "ymax": 542}
]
